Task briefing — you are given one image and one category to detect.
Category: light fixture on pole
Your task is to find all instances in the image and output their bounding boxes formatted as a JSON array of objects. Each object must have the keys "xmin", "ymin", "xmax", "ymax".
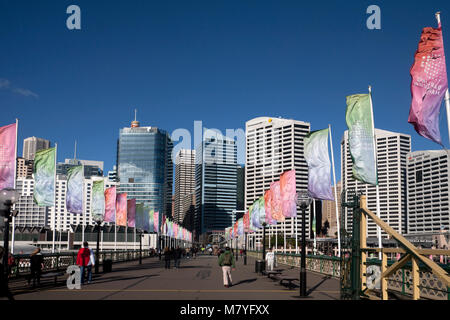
[
  {"xmin": 94, "ymin": 216, "xmax": 103, "ymax": 274},
  {"xmin": 0, "ymin": 188, "xmax": 20, "ymax": 284},
  {"xmin": 296, "ymin": 190, "xmax": 312, "ymax": 297}
]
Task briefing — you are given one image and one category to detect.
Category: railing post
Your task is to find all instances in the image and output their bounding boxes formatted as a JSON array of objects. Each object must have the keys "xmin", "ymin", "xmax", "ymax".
[
  {"xmin": 381, "ymin": 251, "xmax": 388, "ymax": 300},
  {"xmin": 412, "ymin": 257, "xmax": 420, "ymax": 300}
]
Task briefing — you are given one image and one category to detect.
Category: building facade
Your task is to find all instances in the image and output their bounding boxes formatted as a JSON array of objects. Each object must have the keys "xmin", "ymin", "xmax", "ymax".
[
  {"xmin": 23, "ymin": 136, "xmax": 50, "ymax": 160},
  {"xmin": 16, "ymin": 157, "xmax": 33, "ymax": 179},
  {"xmin": 116, "ymin": 121, "xmax": 173, "ymax": 224},
  {"xmin": 195, "ymin": 134, "xmax": 237, "ymax": 238},
  {"xmin": 174, "ymin": 149, "xmax": 196, "ymax": 224},
  {"xmin": 15, "ymin": 178, "xmax": 49, "ymax": 228},
  {"xmin": 341, "ymin": 129, "xmax": 411, "ymax": 238},
  {"xmin": 245, "ymin": 117, "xmax": 310, "ymax": 245},
  {"xmin": 406, "ymin": 150, "xmax": 450, "ymax": 234},
  {"xmin": 321, "ymin": 181, "xmax": 342, "ymax": 238}
]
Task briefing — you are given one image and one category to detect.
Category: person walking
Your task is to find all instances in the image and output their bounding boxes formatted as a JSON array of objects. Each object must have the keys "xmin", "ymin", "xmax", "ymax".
[
  {"xmin": 0, "ymin": 246, "xmax": 14, "ymax": 300},
  {"xmin": 163, "ymin": 247, "xmax": 171, "ymax": 269},
  {"xmin": 174, "ymin": 246, "xmax": 182, "ymax": 269},
  {"xmin": 266, "ymin": 248, "xmax": 275, "ymax": 271},
  {"xmin": 28, "ymin": 248, "xmax": 44, "ymax": 288},
  {"xmin": 218, "ymin": 246, "xmax": 235, "ymax": 288},
  {"xmin": 76, "ymin": 241, "xmax": 92, "ymax": 285}
]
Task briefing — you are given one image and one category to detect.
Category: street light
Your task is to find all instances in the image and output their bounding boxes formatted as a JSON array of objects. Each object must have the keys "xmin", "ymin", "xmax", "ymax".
[
  {"xmin": 0, "ymin": 188, "xmax": 20, "ymax": 284},
  {"xmin": 296, "ymin": 191, "xmax": 312, "ymax": 297}
]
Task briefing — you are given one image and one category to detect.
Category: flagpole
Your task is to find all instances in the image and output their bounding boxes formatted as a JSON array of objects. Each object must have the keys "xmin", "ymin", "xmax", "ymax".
[
  {"xmin": 313, "ymin": 199, "xmax": 316, "ymax": 254},
  {"xmin": 368, "ymin": 86, "xmax": 383, "ymax": 259},
  {"xmin": 11, "ymin": 119, "xmax": 18, "ymax": 254},
  {"xmin": 82, "ymin": 163, "xmax": 85, "ymax": 244},
  {"xmin": 52, "ymin": 143, "xmax": 57, "ymax": 253},
  {"xmin": 328, "ymin": 124, "xmax": 341, "ymax": 257}
]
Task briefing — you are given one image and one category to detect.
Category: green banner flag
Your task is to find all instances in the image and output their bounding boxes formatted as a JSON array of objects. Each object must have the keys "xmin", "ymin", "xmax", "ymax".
[
  {"xmin": 345, "ymin": 94, "xmax": 378, "ymax": 185},
  {"xmin": 92, "ymin": 180, "xmax": 105, "ymax": 222},
  {"xmin": 33, "ymin": 147, "xmax": 56, "ymax": 206}
]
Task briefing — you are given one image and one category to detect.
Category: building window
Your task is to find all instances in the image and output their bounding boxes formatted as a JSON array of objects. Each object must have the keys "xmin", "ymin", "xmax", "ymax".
[{"xmin": 416, "ymin": 170, "xmax": 422, "ymax": 183}]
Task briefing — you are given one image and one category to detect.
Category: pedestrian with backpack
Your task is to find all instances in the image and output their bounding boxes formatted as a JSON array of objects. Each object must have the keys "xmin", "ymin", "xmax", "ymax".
[{"xmin": 218, "ymin": 246, "xmax": 235, "ymax": 288}]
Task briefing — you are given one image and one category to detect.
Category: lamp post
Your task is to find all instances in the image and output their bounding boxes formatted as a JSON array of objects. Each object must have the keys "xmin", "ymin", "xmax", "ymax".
[
  {"xmin": 296, "ymin": 191, "xmax": 312, "ymax": 297},
  {"xmin": 94, "ymin": 219, "xmax": 102, "ymax": 274},
  {"xmin": 244, "ymin": 232, "xmax": 247, "ymax": 265},
  {"xmin": 262, "ymin": 222, "xmax": 267, "ymax": 270},
  {"xmin": 0, "ymin": 188, "xmax": 20, "ymax": 286},
  {"xmin": 139, "ymin": 230, "xmax": 143, "ymax": 265}
]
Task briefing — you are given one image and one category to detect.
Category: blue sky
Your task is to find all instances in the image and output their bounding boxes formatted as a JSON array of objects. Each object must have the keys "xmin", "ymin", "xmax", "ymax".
[{"xmin": 1, "ymin": 0, "xmax": 450, "ymax": 181}]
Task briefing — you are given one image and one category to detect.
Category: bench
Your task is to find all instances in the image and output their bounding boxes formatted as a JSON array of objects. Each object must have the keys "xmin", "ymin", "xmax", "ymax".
[
  {"xmin": 265, "ymin": 271, "xmax": 282, "ymax": 280},
  {"xmin": 279, "ymin": 277, "xmax": 299, "ymax": 290}
]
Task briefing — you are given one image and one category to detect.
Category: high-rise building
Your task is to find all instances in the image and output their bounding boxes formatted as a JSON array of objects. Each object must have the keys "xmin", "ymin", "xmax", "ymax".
[
  {"xmin": 57, "ymin": 159, "xmax": 103, "ymax": 178},
  {"xmin": 23, "ymin": 137, "xmax": 50, "ymax": 160},
  {"xmin": 195, "ymin": 134, "xmax": 237, "ymax": 238},
  {"xmin": 406, "ymin": 150, "xmax": 450, "ymax": 234},
  {"xmin": 236, "ymin": 165, "xmax": 245, "ymax": 211},
  {"xmin": 15, "ymin": 178, "xmax": 49, "ymax": 227},
  {"xmin": 321, "ymin": 181, "xmax": 342, "ymax": 238},
  {"xmin": 181, "ymin": 192, "xmax": 196, "ymax": 231},
  {"xmin": 16, "ymin": 157, "xmax": 33, "ymax": 179},
  {"xmin": 174, "ymin": 149, "xmax": 196, "ymax": 224},
  {"xmin": 341, "ymin": 129, "xmax": 411, "ymax": 238},
  {"xmin": 116, "ymin": 120, "xmax": 173, "ymax": 222},
  {"xmin": 245, "ymin": 117, "xmax": 310, "ymax": 244}
]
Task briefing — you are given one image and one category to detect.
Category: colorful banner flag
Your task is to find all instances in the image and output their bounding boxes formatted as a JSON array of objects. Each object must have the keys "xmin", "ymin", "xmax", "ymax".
[
  {"xmin": 346, "ymin": 94, "xmax": 378, "ymax": 185},
  {"xmin": 33, "ymin": 147, "xmax": 55, "ymax": 207},
  {"xmin": 257, "ymin": 196, "xmax": 266, "ymax": 226},
  {"xmin": 409, "ymin": 23, "xmax": 448, "ymax": 144},
  {"xmin": 304, "ymin": 129, "xmax": 334, "ymax": 200},
  {"xmin": 270, "ymin": 181, "xmax": 284, "ymax": 221},
  {"xmin": 0, "ymin": 123, "xmax": 16, "ymax": 190},
  {"xmin": 154, "ymin": 211, "xmax": 159, "ymax": 234},
  {"xmin": 127, "ymin": 199, "xmax": 136, "ymax": 228},
  {"xmin": 264, "ymin": 189, "xmax": 277, "ymax": 225},
  {"xmin": 280, "ymin": 170, "xmax": 298, "ymax": 217},
  {"xmin": 148, "ymin": 210, "xmax": 154, "ymax": 232},
  {"xmin": 66, "ymin": 165, "xmax": 83, "ymax": 214},
  {"xmin": 135, "ymin": 203, "xmax": 144, "ymax": 230},
  {"xmin": 237, "ymin": 218, "xmax": 244, "ymax": 236},
  {"xmin": 115, "ymin": 193, "xmax": 127, "ymax": 226},
  {"xmin": 243, "ymin": 211, "xmax": 250, "ymax": 232},
  {"xmin": 92, "ymin": 180, "xmax": 105, "ymax": 222},
  {"xmin": 142, "ymin": 205, "xmax": 150, "ymax": 232},
  {"xmin": 104, "ymin": 186, "xmax": 116, "ymax": 222}
]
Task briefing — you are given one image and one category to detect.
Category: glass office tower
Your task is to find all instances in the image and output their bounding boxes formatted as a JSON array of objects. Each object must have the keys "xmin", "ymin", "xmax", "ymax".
[
  {"xmin": 194, "ymin": 134, "xmax": 237, "ymax": 239},
  {"xmin": 117, "ymin": 121, "xmax": 173, "ymax": 222}
]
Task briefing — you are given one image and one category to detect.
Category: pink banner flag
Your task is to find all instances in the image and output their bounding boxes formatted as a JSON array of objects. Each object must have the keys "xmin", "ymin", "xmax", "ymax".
[
  {"xmin": 264, "ymin": 189, "xmax": 277, "ymax": 225},
  {"xmin": 127, "ymin": 199, "xmax": 136, "ymax": 228},
  {"xmin": 154, "ymin": 211, "xmax": 159, "ymax": 234},
  {"xmin": 0, "ymin": 123, "xmax": 16, "ymax": 190},
  {"xmin": 104, "ymin": 186, "xmax": 116, "ymax": 222},
  {"xmin": 280, "ymin": 170, "xmax": 298, "ymax": 218},
  {"xmin": 409, "ymin": 22, "xmax": 448, "ymax": 144},
  {"xmin": 116, "ymin": 193, "xmax": 127, "ymax": 226},
  {"xmin": 270, "ymin": 181, "xmax": 284, "ymax": 222}
]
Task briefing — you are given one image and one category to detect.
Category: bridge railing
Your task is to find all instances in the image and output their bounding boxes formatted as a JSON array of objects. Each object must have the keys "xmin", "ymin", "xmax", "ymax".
[{"xmin": 9, "ymin": 249, "xmax": 154, "ymax": 278}]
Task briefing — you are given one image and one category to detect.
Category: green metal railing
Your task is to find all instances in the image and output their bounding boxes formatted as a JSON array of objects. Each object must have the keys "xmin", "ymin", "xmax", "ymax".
[{"xmin": 9, "ymin": 249, "xmax": 155, "ymax": 278}]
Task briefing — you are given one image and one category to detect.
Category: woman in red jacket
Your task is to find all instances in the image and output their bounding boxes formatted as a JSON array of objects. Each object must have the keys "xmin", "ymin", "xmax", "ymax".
[{"xmin": 76, "ymin": 242, "xmax": 93, "ymax": 284}]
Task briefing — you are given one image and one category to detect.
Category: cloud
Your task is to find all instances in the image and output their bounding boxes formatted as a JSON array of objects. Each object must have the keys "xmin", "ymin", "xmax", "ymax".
[{"xmin": 0, "ymin": 78, "xmax": 38, "ymax": 98}]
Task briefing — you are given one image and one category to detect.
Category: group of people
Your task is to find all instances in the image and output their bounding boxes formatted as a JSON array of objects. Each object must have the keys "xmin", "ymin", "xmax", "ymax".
[{"xmin": 163, "ymin": 246, "xmax": 194, "ymax": 269}]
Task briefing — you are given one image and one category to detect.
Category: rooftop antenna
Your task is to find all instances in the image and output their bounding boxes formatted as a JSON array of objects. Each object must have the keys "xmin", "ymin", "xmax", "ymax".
[
  {"xmin": 131, "ymin": 108, "xmax": 140, "ymax": 128},
  {"xmin": 74, "ymin": 140, "xmax": 77, "ymax": 161}
]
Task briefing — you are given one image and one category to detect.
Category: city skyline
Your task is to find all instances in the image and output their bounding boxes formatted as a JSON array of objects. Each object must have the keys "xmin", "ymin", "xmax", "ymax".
[{"xmin": 2, "ymin": 1, "xmax": 450, "ymax": 180}]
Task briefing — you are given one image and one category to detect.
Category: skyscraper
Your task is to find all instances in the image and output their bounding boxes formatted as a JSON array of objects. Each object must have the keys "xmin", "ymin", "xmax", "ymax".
[
  {"xmin": 195, "ymin": 133, "xmax": 237, "ymax": 238},
  {"xmin": 116, "ymin": 120, "xmax": 173, "ymax": 222},
  {"xmin": 406, "ymin": 150, "xmax": 450, "ymax": 234},
  {"xmin": 23, "ymin": 137, "xmax": 50, "ymax": 160},
  {"xmin": 341, "ymin": 129, "xmax": 411, "ymax": 238},
  {"xmin": 174, "ymin": 149, "xmax": 195, "ymax": 225},
  {"xmin": 321, "ymin": 181, "xmax": 342, "ymax": 238},
  {"xmin": 245, "ymin": 117, "xmax": 310, "ymax": 245}
]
